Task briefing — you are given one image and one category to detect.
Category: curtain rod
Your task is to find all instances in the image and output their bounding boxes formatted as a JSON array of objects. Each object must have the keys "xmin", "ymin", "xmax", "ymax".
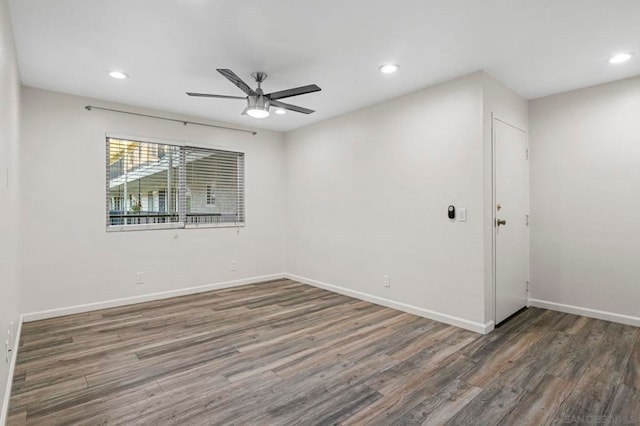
[{"xmin": 85, "ymin": 105, "xmax": 257, "ymax": 135}]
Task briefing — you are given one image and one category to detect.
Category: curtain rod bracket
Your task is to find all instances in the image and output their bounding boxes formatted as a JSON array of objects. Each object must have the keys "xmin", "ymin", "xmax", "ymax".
[{"xmin": 85, "ymin": 105, "xmax": 257, "ymax": 135}]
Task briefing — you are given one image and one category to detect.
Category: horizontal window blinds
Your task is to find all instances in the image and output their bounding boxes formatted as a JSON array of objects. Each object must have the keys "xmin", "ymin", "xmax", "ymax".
[{"xmin": 107, "ymin": 137, "xmax": 245, "ymax": 230}]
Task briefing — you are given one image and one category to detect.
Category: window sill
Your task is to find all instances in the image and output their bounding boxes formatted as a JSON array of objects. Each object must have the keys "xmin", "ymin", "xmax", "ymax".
[
  {"xmin": 185, "ymin": 222, "xmax": 245, "ymax": 230},
  {"xmin": 107, "ymin": 222, "xmax": 185, "ymax": 232},
  {"xmin": 106, "ymin": 222, "xmax": 245, "ymax": 232}
]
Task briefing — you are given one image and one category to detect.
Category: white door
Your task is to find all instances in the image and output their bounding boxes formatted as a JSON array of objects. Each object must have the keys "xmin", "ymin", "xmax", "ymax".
[{"xmin": 494, "ymin": 118, "xmax": 529, "ymax": 325}]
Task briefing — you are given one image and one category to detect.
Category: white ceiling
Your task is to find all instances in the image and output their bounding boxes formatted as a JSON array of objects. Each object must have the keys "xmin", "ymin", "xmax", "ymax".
[{"xmin": 8, "ymin": 0, "xmax": 640, "ymax": 132}]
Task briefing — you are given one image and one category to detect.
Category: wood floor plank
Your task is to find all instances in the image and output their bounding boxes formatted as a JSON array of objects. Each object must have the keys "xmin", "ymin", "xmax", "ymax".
[
  {"xmin": 460, "ymin": 329, "xmax": 563, "ymax": 389},
  {"xmin": 27, "ymin": 381, "xmax": 164, "ymax": 426},
  {"xmin": 9, "ymin": 376, "xmax": 88, "ymax": 409},
  {"xmin": 497, "ymin": 373, "xmax": 574, "ymax": 426},
  {"xmin": 27, "ymin": 344, "xmax": 238, "ymax": 419},
  {"xmin": 347, "ymin": 356, "xmax": 479, "ymax": 425},
  {"xmin": 554, "ymin": 366, "xmax": 622, "ymax": 424},
  {"xmin": 124, "ymin": 371, "xmax": 283, "ymax": 426},
  {"xmin": 7, "ymin": 280, "xmax": 639, "ymax": 426},
  {"xmin": 396, "ymin": 380, "xmax": 483, "ymax": 425},
  {"xmin": 605, "ymin": 383, "xmax": 640, "ymax": 426},
  {"xmin": 6, "ymin": 407, "xmax": 27, "ymax": 426},
  {"xmin": 542, "ymin": 327, "xmax": 601, "ymax": 384},
  {"xmin": 624, "ymin": 333, "xmax": 640, "ymax": 390},
  {"xmin": 596, "ymin": 323, "xmax": 638, "ymax": 374},
  {"xmin": 262, "ymin": 355, "xmax": 397, "ymax": 425},
  {"xmin": 444, "ymin": 377, "xmax": 528, "ymax": 425},
  {"xmin": 20, "ymin": 352, "xmax": 139, "ymax": 389}
]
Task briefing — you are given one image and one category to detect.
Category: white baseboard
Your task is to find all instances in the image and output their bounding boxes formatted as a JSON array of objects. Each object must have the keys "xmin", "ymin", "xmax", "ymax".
[
  {"xmin": 22, "ymin": 273, "xmax": 286, "ymax": 323},
  {"xmin": 1, "ymin": 315, "xmax": 22, "ymax": 426},
  {"xmin": 529, "ymin": 298, "xmax": 640, "ymax": 328},
  {"xmin": 285, "ymin": 273, "xmax": 493, "ymax": 334}
]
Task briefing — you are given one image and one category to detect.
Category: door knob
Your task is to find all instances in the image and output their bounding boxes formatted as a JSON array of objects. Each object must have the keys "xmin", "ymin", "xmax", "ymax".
[{"xmin": 496, "ymin": 219, "xmax": 507, "ymax": 227}]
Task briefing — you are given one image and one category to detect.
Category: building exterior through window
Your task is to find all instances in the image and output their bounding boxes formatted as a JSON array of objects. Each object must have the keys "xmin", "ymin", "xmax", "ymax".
[{"xmin": 107, "ymin": 137, "xmax": 245, "ymax": 230}]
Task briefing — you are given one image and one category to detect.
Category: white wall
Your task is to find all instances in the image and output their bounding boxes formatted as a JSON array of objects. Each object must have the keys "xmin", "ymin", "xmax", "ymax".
[
  {"xmin": 481, "ymin": 73, "xmax": 529, "ymax": 324},
  {"xmin": 16, "ymin": 71, "xmax": 530, "ymax": 337},
  {"xmin": 19, "ymin": 87, "xmax": 286, "ymax": 314},
  {"xmin": 285, "ymin": 73, "xmax": 489, "ymax": 330},
  {"xmin": 529, "ymin": 75, "xmax": 640, "ymax": 321},
  {"xmin": 0, "ymin": 0, "xmax": 21, "ymax": 418}
]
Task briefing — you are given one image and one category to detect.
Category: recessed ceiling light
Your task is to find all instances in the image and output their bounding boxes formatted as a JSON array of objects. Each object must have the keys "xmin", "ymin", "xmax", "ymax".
[
  {"xmin": 608, "ymin": 52, "xmax": 634, "ymax": 64},
  {"xmin": 379, "ymin": 64, "xmax": 399, "ymax": 74},
  {"xmin": 274, "ymin": 108, "xmax": 286, "ymax": 115},
  {"xmin": 109, "ymin": 71, "xmax": 129, "ymax": 79}
]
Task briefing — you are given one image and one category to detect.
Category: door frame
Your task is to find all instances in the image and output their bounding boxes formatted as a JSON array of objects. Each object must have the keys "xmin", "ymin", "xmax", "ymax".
[{"xmin": 491, "ymin": 114, "xmax": 529, "ymax": 325}]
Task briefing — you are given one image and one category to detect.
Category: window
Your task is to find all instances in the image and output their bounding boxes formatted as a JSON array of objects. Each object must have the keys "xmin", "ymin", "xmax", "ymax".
[{"xmin": 107, "ymin": 137, "xmax": 245, "ymax": 231}]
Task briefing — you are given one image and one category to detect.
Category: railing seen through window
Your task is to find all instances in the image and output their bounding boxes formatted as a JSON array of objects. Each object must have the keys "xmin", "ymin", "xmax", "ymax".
[{"xmin": 106, "ymin": 137, "xmax": 245, "ymax": 230}]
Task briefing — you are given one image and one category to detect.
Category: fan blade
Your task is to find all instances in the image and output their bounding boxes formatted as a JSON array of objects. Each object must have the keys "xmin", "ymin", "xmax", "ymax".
[
  {"xmin": 217, "ymin": 69, "xmax": 256, "ymax": 95},
  {"xmin": 270, "ymin": 100, "xmax": 315, "ymax": 114},
  {"xmin": 186, "ymin": 92, "xmax": 246, "ymax": 99},
  {"xmin": 267, "ymin": 84, "xmax": 321, "ymax": 100}
]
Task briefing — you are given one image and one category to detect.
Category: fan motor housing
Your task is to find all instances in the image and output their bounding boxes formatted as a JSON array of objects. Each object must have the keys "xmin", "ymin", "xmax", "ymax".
[{"xmin": 247, "ymin": 94, "xmax": 270, "ymax": 112}]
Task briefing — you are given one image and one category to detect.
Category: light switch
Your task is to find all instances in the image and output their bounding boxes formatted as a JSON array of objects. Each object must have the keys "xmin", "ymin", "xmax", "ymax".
[{"xmin": 458, "ymin": 208, "xmax": 467, "ymax": 222}]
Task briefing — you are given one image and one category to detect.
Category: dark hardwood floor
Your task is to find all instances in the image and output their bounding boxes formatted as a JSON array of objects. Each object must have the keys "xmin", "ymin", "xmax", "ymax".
[{"xmin": 7, "ymin": 279, "xmax": 640, "ymax": 425}]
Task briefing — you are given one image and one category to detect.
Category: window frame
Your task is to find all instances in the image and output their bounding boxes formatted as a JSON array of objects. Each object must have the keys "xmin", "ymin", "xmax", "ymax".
[{"xmin": 106, "ymin": 134, "xmax": 245, "ymax": 232}]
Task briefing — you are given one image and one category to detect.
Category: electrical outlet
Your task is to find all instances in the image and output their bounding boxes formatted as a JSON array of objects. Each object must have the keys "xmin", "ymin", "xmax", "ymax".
[
  {"xmin": 136, "ymin": 272, "xmax": 144, "ymax": 284},
  {"xmin": 231, "ymin": 261, "xmax": 238, "ymax": 272},
  {"xmin": 384, "ymin": 274, "xmax": 391, "ymax": 288}
]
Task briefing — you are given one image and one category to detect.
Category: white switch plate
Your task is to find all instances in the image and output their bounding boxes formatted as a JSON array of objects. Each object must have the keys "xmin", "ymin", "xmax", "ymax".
[
  {"xmin": 136, "ymin": 272, "xmax": 144, "ymax": 284},
  {"xmin": 458, "ymin": 208, "xmax": 467, "ymax": 222}
]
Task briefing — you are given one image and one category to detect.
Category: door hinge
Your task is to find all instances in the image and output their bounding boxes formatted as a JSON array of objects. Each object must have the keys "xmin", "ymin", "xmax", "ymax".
[
  {"xmin": 526, "ymin": 281, "xmax": 530, "ymax": 294},
  {"xmin": 526, "ymin": 214, "xmax": 530, "ymax": 226},
  {"xmin": 526, "ymin": 147, "xmax": 529, "ymax": 160}
]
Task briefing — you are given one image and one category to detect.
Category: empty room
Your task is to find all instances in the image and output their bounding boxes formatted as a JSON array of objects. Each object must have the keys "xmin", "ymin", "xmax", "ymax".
[{"xmin": 1, "ymin": 0, "xmax": 639, "ymax": 425}]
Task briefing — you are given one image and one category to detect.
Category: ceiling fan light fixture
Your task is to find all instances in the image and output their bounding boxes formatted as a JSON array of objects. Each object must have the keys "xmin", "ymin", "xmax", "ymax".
[
  {"xmin": 247, "ymin": 107, "xmax": 270, "ymax": 119},
  {"xmin": 379, "ymin": 64, "xmax": 399, "ymax": 74},
  {"xmin": 187, "ymin": 69, "xmax": 319, "ymax": 117},
  {"xmin": 246, "ymin": 94, "xmax": 270, "ymax": 119},
  {"xmin": 608, "ymin": 52, "xmax": 634, "ymax": 64},
  {"xmin": 108, "ymin": 70, "xmax": 129, "ymax": 79}
]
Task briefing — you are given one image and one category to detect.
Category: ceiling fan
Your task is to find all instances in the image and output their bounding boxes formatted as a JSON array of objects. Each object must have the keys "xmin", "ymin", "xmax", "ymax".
[{"xmin": 187, "ymin": 69, "xmax": 321, "ymax": 119}]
